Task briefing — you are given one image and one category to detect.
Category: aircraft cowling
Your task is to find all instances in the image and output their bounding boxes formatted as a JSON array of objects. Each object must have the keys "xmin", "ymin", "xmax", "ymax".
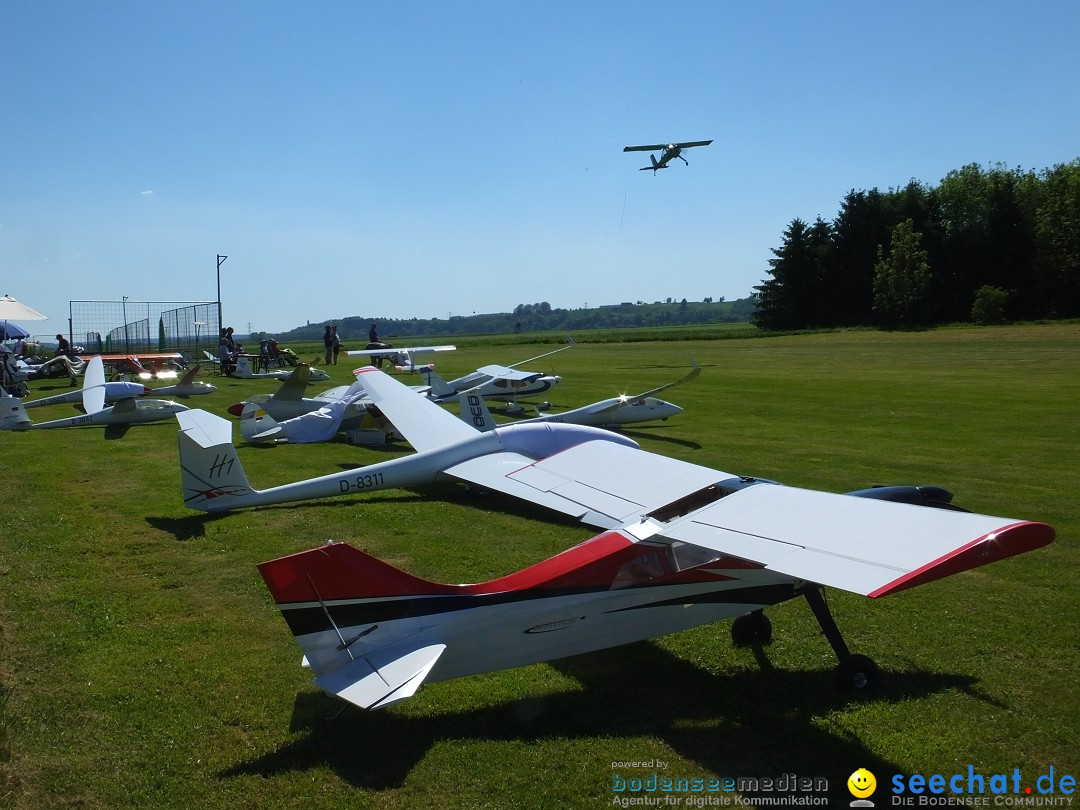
[{"xmin": 494, "ymin": 421, "xmax": 638, "ymax": 460}]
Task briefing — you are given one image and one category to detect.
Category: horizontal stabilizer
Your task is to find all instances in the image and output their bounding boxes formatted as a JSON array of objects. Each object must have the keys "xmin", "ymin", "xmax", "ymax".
[{"xmin": 314, "ymin": 643, "xmax": 446, "ymax": 710}]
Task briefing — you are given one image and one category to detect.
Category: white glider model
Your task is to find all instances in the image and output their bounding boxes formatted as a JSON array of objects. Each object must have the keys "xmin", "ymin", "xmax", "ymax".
[
  {"xmin": 239, "ymin": 381, "xmax": 381, "ymax": 444},
  {"xmin": 224, "ymin": 363, "xmax": 427, "ymax": 433},
  {"xmin": 422, "ymin": 342, "xmax": 573, "ymax": 410},
  {"xmin": 23, "ymin": 379, "xmax": 150, "ymax": 409},
  {"xmin": 257, "ymin": 444, "xmax": 1055, "ymax": 710},
  {"xmin": 177, "ymin": 366, "xmax": 639, "ymax": 513},
  {"xmin": 1, "ymin": 356, "xmax": 189, "ymax": 430},
  {"xmin": 234, "ymin": 355, "xmax": 330, "ymax": 382},
  {"xmin": 462, "ymin": 362, "xmax": 700, "ymax": 431},
  {"xmin": 145, "ymin": 365, "xmax": 217, "ymax": 398},
  {"xmin": 344, "ymin": 343, "xmax": 457, "ymax": 371}
]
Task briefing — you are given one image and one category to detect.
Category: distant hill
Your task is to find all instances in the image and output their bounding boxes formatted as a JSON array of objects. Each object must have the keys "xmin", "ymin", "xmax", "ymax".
[{"xmin": 265, "ymin": 296, "xmax": 758, "ymax": 342}]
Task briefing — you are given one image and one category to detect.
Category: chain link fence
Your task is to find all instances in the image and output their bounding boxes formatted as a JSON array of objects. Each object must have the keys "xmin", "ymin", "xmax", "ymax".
[{"xmin": 65, "ymin": 300, "xmax": 220, "ymax": 358}]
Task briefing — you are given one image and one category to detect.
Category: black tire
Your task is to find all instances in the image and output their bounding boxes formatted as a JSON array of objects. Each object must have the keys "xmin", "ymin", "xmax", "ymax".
[
  {"xmin": 835, "ymin": 654, "xmax": 881, "ymax": 690},
  {"xmin": 731, "ymin": 611, "xmax": 772, "ymax": 646}
]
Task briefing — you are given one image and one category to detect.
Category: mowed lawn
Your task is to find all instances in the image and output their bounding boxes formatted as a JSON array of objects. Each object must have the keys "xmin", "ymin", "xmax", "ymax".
[{"xmin": 1, "ymin": 324, "xmax": 1076, "ymax": 809}]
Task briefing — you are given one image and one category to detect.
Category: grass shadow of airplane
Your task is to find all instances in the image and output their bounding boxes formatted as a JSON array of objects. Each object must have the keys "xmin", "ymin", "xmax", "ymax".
[{"xmin": 218, "ymin": 639, "xmax": 983, "ymax": 802}]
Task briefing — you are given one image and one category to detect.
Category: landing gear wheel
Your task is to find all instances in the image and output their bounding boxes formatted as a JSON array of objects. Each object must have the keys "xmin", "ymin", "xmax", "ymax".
[
  {"xmin": 835, "ymin": 654, "xmax": 881, "ymax": 691},
  {"xmin": 731, "ymin": 610, "xmax": 772, "ymax": 646}
]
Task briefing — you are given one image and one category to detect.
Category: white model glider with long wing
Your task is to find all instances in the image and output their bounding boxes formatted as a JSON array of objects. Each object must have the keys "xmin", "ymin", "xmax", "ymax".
[
  {"xmin": 176, "ymin": 366, "xmax": 638, "ymax": 513},
  {"xmin": 1, "ymin": 356, "xmax": 189, "ymax": 430},
  {"xmin": 460, "ymin": 361, "xmax": 700, "ymax": 430}
]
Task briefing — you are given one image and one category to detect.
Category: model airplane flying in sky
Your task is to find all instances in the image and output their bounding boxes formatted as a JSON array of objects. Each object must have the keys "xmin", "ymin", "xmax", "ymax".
[
  {"xmin": 1, "ymin": 356, "xmax": 189, "ymax": 431},
  {"xmin": 177, "ymin": 366, "xmax": 638, "ymax": 513},
  {"xmin": 623, "ymin": 140, "xmax": 713, "ymax": 173},
  {"xmin": 257, "ymin": 440, "xmax": 1054, "ymax": 710},
  {"xmin": 462, "ymin": 362, "xmax": 700, "ymax": 430}
]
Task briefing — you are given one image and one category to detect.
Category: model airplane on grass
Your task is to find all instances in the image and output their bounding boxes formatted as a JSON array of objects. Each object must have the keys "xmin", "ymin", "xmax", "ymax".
[
  {"xmin": 23, "ymin": 379, "xmax": 150, "ymax": 409},
  {"xmin": 1, "ymin": 356, "xmax": 189, "ymax": 431},
  {"xmin": 623, "ymin": 140, "xmax": 713, "ymax": 173},
  {"xmin": 234, "ymin": 356, "xmax": 330, "ymax": 382},
  {"xmin": 344, "ymin": 343, "xmax": 457, "ymax": 371},
  {"xmin": 177, "ymin": 366, "xmax": 639, "ymax": 512},
  {"xmin": 421, "ymin": 342, "xmax": 573, "ymax": 411},
  {"xmin": 81, "ymin": 352, "xmax": 186, "ymax": 377},
  {"xmin": 145, "ymin": 365, "xmax": 217, "ymax": 398},
  {"xmin": 257, "ymin": 441, "xmax": 1054, "ymax": 711},
  {"xmin": 239, "ymin": 381, "xmax": 381, "ymax": 444},
  {"xmin": 225, "ymin": 364, "xmax": 427, "ymax": 440},
  {"xmin": 462, "ymin": 362, "xmax": 700, "ymax": 430}
]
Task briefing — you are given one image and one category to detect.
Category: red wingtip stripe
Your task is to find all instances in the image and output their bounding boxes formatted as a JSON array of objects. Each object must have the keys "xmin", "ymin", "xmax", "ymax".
[{"xmin": 869, "ymin": 521, "xmax": 1055, "ymax": 598}]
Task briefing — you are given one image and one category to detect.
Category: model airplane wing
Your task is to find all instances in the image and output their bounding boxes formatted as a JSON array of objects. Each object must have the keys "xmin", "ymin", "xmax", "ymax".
[
  {"xmin": 475, "ymin": 365, "xmax": 544, "ymax": 383},
  {"xmin": 651, "ymin": 485, "xmax": 1051, "ymax": 597},
  {"xmin": 353, "ymin": 366, "xmax": 477, "ymax": 452},
  {"xmin": 444, "ymin": 439, "xmax": 725, "ymax": 529},
  {"xmin": 623, "ymin": 144, "xmax": 668, "ymax": 152},
  {"xmin": 673, "ymin": 140, "xmax": 713, "ymax": 149},
  {"xmin": 627, "ymin": 360, "xmax": 700, "ymax": 402},
  {"xmin": 345, "ymin": 344, "xmax": 456, "ymax": 358},
  {"xmin": 470, "ymin": 440, "xmax": 1052, "ymax": 597}
]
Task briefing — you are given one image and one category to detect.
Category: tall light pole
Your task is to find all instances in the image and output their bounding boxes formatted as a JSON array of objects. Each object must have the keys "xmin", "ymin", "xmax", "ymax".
[
  {"xmin": 216, "ymin": 254, "xmax": 228, "ymax": 335},
  {"xmin": 122, "ymin": 295, "xmax": 130, "ymax": 352}
]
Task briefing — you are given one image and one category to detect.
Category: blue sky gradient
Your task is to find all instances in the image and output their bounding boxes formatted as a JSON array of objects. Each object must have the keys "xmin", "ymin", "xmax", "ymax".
[{"xmin": 3, "ymin": 1, "xmax": 1078, "ymax": 333}]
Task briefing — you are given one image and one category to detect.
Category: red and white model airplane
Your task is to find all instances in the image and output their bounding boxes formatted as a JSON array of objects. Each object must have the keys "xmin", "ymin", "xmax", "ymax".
[{"xmin": 248, "ymin": 371, "xmax": 1055, "ymax": 711}]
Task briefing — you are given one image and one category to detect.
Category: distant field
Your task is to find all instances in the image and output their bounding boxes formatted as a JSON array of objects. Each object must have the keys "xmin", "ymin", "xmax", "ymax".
[{"xmin": 1, "ymin": 323, "xmax": 1076, "ymax": 809}]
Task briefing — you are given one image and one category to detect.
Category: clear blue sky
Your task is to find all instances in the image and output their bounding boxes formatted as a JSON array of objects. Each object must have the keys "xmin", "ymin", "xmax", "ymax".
[{"xmin": 3, "ymin": 1, "xmax": 1078, "ymax": 335}]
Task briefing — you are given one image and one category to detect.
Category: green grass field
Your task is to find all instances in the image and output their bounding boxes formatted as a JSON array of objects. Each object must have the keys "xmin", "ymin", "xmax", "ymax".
[{"xmin": 1, "ymin": 324, "xmax": 1077, "ymax": 809}]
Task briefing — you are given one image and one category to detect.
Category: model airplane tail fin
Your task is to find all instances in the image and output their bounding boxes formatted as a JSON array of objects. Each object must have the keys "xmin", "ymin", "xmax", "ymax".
[
  {"xmin": 457, "ymin": 389, "xmax": 497, "ymax": 431},
  {"xmin": 176, "ymin": 409, "xmax": 257, "ymax": 511},
  {"xmin": 0, "ymin": 394, "xmax": 32, "ymax": 430},
  {"xmin": 258, "ymin": 542, "xmax": 456, "ymax": 709},
  {"xmin": 239, "ymin": 402, "xmax": 285, "ymax": 443},
  {"xmin": 419, "ymin": 368, "xmax": 458, "ymax": 400},
  {"xmin": 233, "ymin": 356, "xmax": 254, "ymax": 378},
  {"xmin": 82, "ymin": 356, "xmax": 107, "ymax": 414}
]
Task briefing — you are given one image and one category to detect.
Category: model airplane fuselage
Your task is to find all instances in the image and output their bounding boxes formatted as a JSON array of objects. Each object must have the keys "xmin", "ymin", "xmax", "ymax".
[
  {"xmin": 1, "ymin": 356, "xmax": 188, "ymax": 430},
  {"xmin": 259, "ymin": 474, "xmax": 1054, "ymax": 710},
  {"xmin": 177, "ymin": 367, "xmax": 638, "ymax": 512},
  {"xmin": 258, "ymin": 532, "xmax": 797, "ymax": 709},
  {"xmin": 623, "ymin": 140, "xmax": 713, "ymax": 173}
]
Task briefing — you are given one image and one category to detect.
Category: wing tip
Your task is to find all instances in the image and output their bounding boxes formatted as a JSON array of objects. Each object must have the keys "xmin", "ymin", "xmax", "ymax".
[{"xmin": 868, "ymin": 520, "xmax": 1055, "ymax": 598}]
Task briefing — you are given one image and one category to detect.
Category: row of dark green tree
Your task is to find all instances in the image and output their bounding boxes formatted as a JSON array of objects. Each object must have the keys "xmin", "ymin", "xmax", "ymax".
[{"xmin": 753, "ymin": 160, "xmax": 1080, "ymax": 329}]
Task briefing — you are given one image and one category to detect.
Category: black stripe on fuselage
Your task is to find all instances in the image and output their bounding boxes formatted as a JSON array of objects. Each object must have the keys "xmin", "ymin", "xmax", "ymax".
[{"xmin": 278, "ymin": 581, "xmax": 796, "ymax": 638}]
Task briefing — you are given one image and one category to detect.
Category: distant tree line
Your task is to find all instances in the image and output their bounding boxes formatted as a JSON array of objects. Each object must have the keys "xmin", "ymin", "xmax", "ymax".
[
  {"xmin": 271, "ymin": 297, "xmax": 757, "ymax": 342},
  {"xmin": 754, "ymin": 160, "xmax": 1080, "ymax": 329}
]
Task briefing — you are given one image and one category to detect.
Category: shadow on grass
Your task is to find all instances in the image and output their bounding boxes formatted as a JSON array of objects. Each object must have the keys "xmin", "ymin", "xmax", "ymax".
[{"xmin": 218, "ymin": 641, "xmax": 981, "ymax": 801}]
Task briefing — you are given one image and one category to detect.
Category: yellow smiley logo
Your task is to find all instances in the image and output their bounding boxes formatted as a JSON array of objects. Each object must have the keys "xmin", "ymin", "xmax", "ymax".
[{"xmin": 848, "ymin": 768, "xmax": 877, "ymax": 798}]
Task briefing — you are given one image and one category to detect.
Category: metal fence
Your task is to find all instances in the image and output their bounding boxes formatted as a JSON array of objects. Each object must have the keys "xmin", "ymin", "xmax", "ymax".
[{"xmin": 65, "ymin": 300, "xmax": 221, "ymax": 358}]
